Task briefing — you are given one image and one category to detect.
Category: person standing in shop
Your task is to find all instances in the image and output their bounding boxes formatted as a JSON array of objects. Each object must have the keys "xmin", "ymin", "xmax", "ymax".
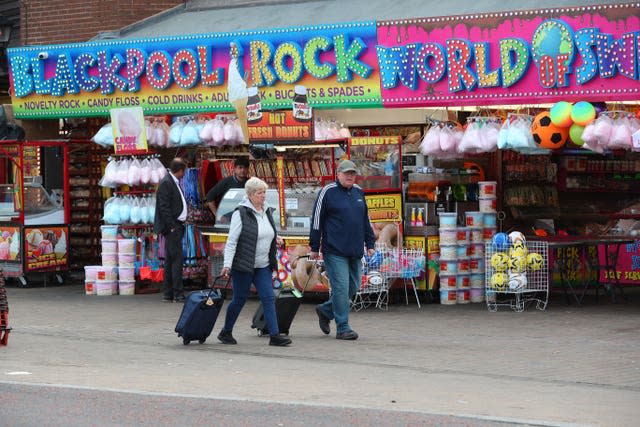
[
  {"xmin": 309, "ymin": 159, "xmax": 376, "ymax": 340},
  {"xmin": 154, "ymin": 158, "xmax": 188, "ymax": 303},
  {"xmin": 206, "ymin": 157, "xmax": 250, "ymax": 224}
]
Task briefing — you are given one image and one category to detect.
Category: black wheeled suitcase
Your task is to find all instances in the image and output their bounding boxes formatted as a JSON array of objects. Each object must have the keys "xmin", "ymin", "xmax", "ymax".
[
  {"xmin": 175, "ymin": 277, "xmax": 228, "ymax": 345},
  {"xmin": 251, "ymin": 288, "xmax": 301, "ymax": 336}
]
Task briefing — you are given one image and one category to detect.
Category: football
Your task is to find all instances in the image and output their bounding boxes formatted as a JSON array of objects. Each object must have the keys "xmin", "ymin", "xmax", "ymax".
[
  {"xmin": 531, "ymin": 111, "xmax": 569, "ymax": 149},
  {"xmin": 509, "ymin": 255, "xmax": 527, "ymax": 273},
  {"xmin": 490, "ymin": 252, "xmax": 509, "ymax": 271},
  {"xmin": 509, "ymin": 241, "xmax": 528, "ymax": 259},
  {"xmin": 508, "ymin": 231, "xmax": 526, "ymax": 245},
  {"xmin": 490, "ymin": 272, "xmax": 507, "ymax": 290},
  {"xmin": 508, "ymin": 272, "xmax": 528, "ymax": 290},
  {"xmin": 527, "ymin": 253, "xmax": 544, "ymax": 270}
]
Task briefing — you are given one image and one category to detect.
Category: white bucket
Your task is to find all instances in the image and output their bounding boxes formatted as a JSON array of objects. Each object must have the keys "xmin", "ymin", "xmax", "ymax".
[
  {"xmin": 84, "ymin": 281, "xmax": 95, "ymax": 295},
  {"xmin": 118, "ymin": 280, "xmax": 135, "ymax": 296},
  {"xmin": 479, "ymin": 198, "xmax": 497, "ymax": 213},
  {"xmin": 483, "ymin": 227, "xmax": 497, "ymax": 242},
  {"xmin": 95, "ymin": 266, "xmax": 118, "ymax": 281},
  {"xmin": 469, "ymin": 258, "xmax": 485, "ymax": 274},
  {"xmin": 439, "ymin": 259, "xmax": 458, "ymax": 275},
  {"xmin": 101, "ymin": 239, "xmax": 118, "ymax": 253},
  {"xmin": 438, "ymin": 212, "xmax": 457, "ymax": 228},
  {"xmin": 439, "ymin": 245, "xmax": 457, "ymax": 260},
  {"xmin": 469, "ymin": 228, "xmax": 483, "ymax": 243},
  {"xmin": 100, "ymin": 225, "xmax": 118, "ymax": 240},
  {"xmin": 465, "ymin": 211, "xmax": 484, "ymax": 228},
  {"xmin": 469, "ymin": 244, "xmax": 484, "ymax": 258},
  {"xmin": 470, "ymin": 287, "xmax": 485, "ymax": 303},
  {"xmin": 96, "ymin": 281, "xmax": 115, "ymax": 296},
  {"xmin": 439, "ymin": 229, "xmax": 457, "ymax": 245},
  {"xmin": 117, "ymin": 239, "xmax": 136, "ymax": 254},
  {"xmin": 118, "ymin": 266, "xmax": 135, "ymax": 281},
  {"xmin": 455, "ymin": 228, "xmax": 469, "ymax": 244},
  {"xmin": 118, "ymin": 253, "xmax": 135, "ymax": 267},
  {"xmin": 101, "ymin": 252, "xmax": 118, "ymax": 267},
  {"xmin": 84, "ymin": 265, "xmax": 99, "ymax": 282},
  {"xmin": 469, "ymin": 273, "xmax": 484, "ymax": 288},
  {"xmin": 439, "ymin": 273, "xmax": 457, "ymax": 290},
  {"xmin": 478, "ymin": 181, "xmax": 497, "ymax": 198},
  {"xmin": 456, "ymin": 273, "xmax": 470, "ymax": 289},
  {"xmin": 440, "ymin": 289, "xmax": 457, "ymax": 305},
  {"xmin": 457, "ymin": 259, "xmax": 470, "ymax": 273},
  {"xmin": 456, "ymin": 289, "xmax": 470, "ymax": 304}
]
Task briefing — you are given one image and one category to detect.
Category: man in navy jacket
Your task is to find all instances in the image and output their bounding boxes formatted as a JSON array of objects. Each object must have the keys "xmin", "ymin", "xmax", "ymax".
[{"xmin": 310, "ymin": 160, "xmax": 375, "ymax": 340}]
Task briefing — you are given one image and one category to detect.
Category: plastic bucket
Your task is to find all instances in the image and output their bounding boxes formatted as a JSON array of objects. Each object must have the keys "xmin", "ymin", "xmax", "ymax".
[
  {"xmin": 96, "ymin": 281, "xmax": 115, "ymax": 296},
  {"xmin": 478, "ymin": 181, "xmax": 497, "ymax": 198},
  {"xmin": 479, "ymin": 198, "xmax": 497, "ymax": 213},
  {"xmin": 470, "ymin": 287, "xmax": 485, "ymax": 302},
  {"xmin": 439, "ymin": 245, "xmax": 457, "ymax": 260},
  {"xmin": 118, "ymin": 280, "xmax": 135, "ymax": 296},
  {"xmin": 100, "ymin": 225, "xmax": 118, "ymax": 240},
  {"xmin": 483, "ymin": 213, "xmax": 497, "ymax": 227},
  {"xmin": 456, "ymin": 244, "xmax": 468, "ymax": 258},
  {"xmin": 470, "ymin": 258, "xmax": 485, "ymax": 274},
  {"xmin": 439, "ymin": 229, "xmax": 457, "ymax": 245},
  {"xmin": 118, "ymin": 253, "xmax": 135, "ymax": 267},
  {"xmin": 95, "ymin": 266, "xmax": 118, "ymax": 281},
  {"xmin": 84, "ymin": 281, "xmax": 95, "ymax": 295},
  {"xmin": 469, "ymin": 244, "xmax": 484, "ymax": 258},
  {"xmin": 469, "ymin": 228, "xmax": 483, "ymax": 243},
  {"xmin": 456, "ymin": 273, "xmax": 470, "ymax": 289},
  {"xmin": 117, "ymin": 239, "xmax": 136, "ymax": 254},
  {"xmin": 440, "ymin": 289, "xmax": 457, "ymax": 305},
  {"xmin": 101, "ymin": 252, "xmax": 118, "ymax": 267},
  {"xmin": 118, "ymin": 266, "xmax": 135, "ymax": 281},
  {"xmin": 469, "ymin": 273, "xmax": 484, "ymax": 288},
  {"xmin": 457, "ymin": 289, "xmax": 471, "ymax": 304},
  {"xmin": 438, "ymin": 212, "xmax": 457, "ymax": 228},
  {"xmin": 439, "ymin": 259, "xmax": 458, "ymax": 275},
  {"xmin": 101, "ymin": 239, "xmax": 118, "ymax": 253},
  {"xmin": 84, "ymin": 265, "xmax": 99, "ymax": 282},
  {"xmin": 439, "ymin": 273, "xmax": 457, "ymax": 290},
  {"xmin": 455, "ymin": 228, "xmax": 469, "ymax": 244},
  {"xmin": 483, "ymin": 227, "xmax": 497, "ymax": 241},
  {"xmin": 458, "ymin": 259, "xmax": 470, "ymax": 273},
  {"xmin": 465, "ymin": 211, "xmax": 484, "ymax": 228}
]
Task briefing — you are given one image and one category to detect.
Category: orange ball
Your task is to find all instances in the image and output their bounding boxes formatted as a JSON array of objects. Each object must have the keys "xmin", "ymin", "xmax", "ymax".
[{"xmin": 531, "ymin": 111, "xmax": 569, "ymax": 149}]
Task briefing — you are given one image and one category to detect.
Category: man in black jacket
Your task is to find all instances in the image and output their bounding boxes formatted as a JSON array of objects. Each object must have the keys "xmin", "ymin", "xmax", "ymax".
[{"xmin": 154, "ymin": 158, "xmax": 188, "ymax": 302}]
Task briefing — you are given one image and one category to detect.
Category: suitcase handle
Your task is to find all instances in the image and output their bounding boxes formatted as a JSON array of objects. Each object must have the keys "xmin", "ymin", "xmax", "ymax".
[{"xmin": 211, "ymin": 275, "xmax": 232, "ymax": 299}]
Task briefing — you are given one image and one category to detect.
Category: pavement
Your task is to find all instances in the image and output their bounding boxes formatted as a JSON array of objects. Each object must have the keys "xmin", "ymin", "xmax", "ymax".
[{"xmin": 1, "ymin": 284, "xmax": 639, "ymax": 427}]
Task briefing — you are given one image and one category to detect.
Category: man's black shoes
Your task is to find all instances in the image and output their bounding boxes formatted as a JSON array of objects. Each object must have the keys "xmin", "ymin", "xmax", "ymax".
[
  {"xmin": 315, "ymin": 305, "xmax": 330, "ymax": 335},
  {"xmin": 336, "ymin": 330, "xmax": 358, "ymax": 340},
  {"xmin": 269, "ymin": 335, "xmax": 292, "ymax": 346}
]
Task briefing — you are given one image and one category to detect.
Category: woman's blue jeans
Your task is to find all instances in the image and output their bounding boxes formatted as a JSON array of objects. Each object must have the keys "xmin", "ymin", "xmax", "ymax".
[
  {"xmin": 317, "ymin": 253, "xmax": 361, "ymax": 334},
  {"xmin": 223, "ymin": 267, "xmax": 279, "ymax": 336}
]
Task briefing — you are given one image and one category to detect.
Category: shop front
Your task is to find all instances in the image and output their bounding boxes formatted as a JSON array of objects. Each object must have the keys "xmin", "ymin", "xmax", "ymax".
[{"xmin": 6, "ymin": 2, "xmax": 640, "ymax": 303}]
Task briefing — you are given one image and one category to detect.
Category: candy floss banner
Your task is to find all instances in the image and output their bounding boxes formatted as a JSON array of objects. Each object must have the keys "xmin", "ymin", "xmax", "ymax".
[
  {"xmin": 8, "ymin": 21, "xmax": 381, "ymax": 118},
  {"xmin": 377, "ymin": 3, "xmax": 640, "ymax": 107}
]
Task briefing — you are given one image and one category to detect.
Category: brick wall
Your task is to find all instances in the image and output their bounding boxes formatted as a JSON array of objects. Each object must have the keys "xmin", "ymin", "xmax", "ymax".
[{"xmin": 20, "ymin": 0, "xmax": 184, "ymax": 45}]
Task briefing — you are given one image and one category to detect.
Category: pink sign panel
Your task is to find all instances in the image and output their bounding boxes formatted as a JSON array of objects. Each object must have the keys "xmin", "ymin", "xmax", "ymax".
[{"xmin": 376, "ymin": 3, "xmax": 640, "ymax": 108}]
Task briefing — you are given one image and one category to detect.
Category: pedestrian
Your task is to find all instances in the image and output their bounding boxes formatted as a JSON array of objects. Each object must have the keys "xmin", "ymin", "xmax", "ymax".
[
  {"xmin": 310, "ymin": 159, "xmax": 376, "ymax": 340},
  {"xmin": 154, "ymin": 158, "xmax": 188, "ymax": 303},
  {"xmin": 217, "ymin": 177, "xmax": 291, "ymax": 347},
  {"xmin": 205, "ymin": 157, "xmax": 250, "ymax": 224}
]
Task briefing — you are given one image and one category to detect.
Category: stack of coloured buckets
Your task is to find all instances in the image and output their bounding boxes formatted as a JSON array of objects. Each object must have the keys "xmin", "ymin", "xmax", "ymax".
[
  {"xmin": 438, "ymin": 212, "xmax": 472, "ymax": 304},
  {"xmin": 117, "ymin": 239, "xmax": 136, "ymax": 295},
  {"xmin": 478, "ymin": 181, "xmax": 497, "ymax": 214},
  {"xmin": 96, "ymin": 225, "xmax": 119, "ymax": 295},
  {"xmin": 465, "ymin": 211, "xmax": 489, "ymax": 303}
]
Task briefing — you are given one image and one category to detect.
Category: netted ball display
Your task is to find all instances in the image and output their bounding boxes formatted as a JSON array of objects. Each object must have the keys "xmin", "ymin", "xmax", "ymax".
[
  {"xmin": 490, "ymin": 252, "xmax": 509, "ymax": 271},
  {"xmin": 490, "ymin": 272, "xmax": 507, "ymax": 290},
  {"xmin": 492, "ymin": 232, "xmax": 511, "ymax": 252},
  {"xmin": 509, "ymin": 255, "xmax": 527, "ymax": 273},
  {"xmin": 550, "ymin": 101, "xmax": 573, "ymax": 128},
  {"xmin": 527, "ymin": 252, "xmax": 544, "ymax": 270},
  {"xmin": 571, "ymin": 101, "xmax": 596, "ymax": 126},
  {"xmin": 531, "ymin": 111, "xmax": 569, "ymax": 149}
]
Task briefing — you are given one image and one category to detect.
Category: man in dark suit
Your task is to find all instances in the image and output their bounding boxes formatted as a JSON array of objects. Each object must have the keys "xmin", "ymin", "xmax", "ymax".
[{"xmin": 154, "ymin": 158, "xmax": 188, "ymax": 302}]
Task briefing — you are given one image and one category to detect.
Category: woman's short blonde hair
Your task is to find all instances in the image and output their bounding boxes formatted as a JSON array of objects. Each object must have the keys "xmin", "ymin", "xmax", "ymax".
[{"xmin": 244, "ymin": 176, "xmax": 268, "ymax": 195}]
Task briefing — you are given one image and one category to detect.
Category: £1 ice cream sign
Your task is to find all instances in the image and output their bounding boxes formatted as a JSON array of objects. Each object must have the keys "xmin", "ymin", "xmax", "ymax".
[{"xmin": 7, "ymin": 21, "xmax": 381, "ymax": 118}]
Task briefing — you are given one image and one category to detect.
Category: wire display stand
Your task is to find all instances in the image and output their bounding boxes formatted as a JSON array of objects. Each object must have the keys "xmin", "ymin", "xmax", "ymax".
[
  {"xmin": 352, "ymin": 251, "xmax": 389, "ymax": 311},
  {"xmin": 484, "ymin": 240, "xmax": 549, "ymax": 312}
]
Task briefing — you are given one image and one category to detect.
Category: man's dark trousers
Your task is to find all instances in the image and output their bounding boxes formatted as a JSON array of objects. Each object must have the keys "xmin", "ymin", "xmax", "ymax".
[{"xmin": 163, "ymin": 223, "xmax": 184, "ymax": 300}]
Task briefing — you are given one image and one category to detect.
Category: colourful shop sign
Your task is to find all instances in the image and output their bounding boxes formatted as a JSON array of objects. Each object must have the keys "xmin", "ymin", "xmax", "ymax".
[
  {"xmin": 24, "ymin": 226, "xmax": 69, "ymax": 272},
  {"xmin": 8, "ymin": 21, "xmax": 381, "ymax": 118},
  {"xmin": 7, "ymin": 3, "xmax": 640, "ymax": 118},
  {"xmin": 377, "ymin": 3, "xmax": 640, "ymax": 107}
]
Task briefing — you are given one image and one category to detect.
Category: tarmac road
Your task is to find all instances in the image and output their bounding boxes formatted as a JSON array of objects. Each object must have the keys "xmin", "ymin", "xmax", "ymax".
[{"xmin": 1, "ymin": 285, "xmax": 639, "ymax": 426}]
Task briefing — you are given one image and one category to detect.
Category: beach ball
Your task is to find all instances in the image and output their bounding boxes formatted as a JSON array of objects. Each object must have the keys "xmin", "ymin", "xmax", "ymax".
[
  {"xmin": 531, "ymin": 111, "xmax": 569, "ymax": 149},
  {"xmin": 492, "ymin": 232, "xmax": 511, "ymax": 252},
  {"xmin": 509, "ymin": 255, "xmax": 527, "ymax": 273},
  {"xmin": 490, "ymin": 252, "xmax": 509, "ymax": 272},
  {"xmin": 569, "ymin": 123, "xmax": 586, "ymax": 146},
  {"xmin": 508, "ymin": 272, "xmax": 527, "ymax": 290},
  {"xmin": 509, "ymin": 241, "xmax": 528, "ymax": 259},
  {"xmin": 550, "ymin": 101, "xmax": 573, "ymax": 128},
  {"xmin": 527, "ymin": 253, "xmax": 544, "ymax": 270},
  {"xmin": 490, "ymin": 272, "xmax": 507, "ymax": 290},
  {"xmin": 508, "ymin": 231, "xmax": 526, "ymax": 245},
  {"xmin": 571, "ymin": 101, "xmax": 596, "ymax": 126}
]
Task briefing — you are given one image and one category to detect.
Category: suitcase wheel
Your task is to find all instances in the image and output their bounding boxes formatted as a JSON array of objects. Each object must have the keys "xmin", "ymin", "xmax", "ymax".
[
  {"xmin": 198, "ymin": 338, "xmax": 206, "ymax": 344},
  {"xmin": 183, "ymin": 338, "xmax": 190, "ymax": 345}
]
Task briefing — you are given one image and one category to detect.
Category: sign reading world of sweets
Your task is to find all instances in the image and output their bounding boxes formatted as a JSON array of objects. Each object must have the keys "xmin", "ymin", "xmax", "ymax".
[{"xmin": 7, "ymin": 3, "xmax": 640, "ymax": 118}]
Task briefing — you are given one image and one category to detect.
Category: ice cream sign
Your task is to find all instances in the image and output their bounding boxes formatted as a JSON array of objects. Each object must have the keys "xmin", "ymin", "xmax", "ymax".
[
  {"xmin": 7, "ymin": 21, "xmax": 381, "ymax": 118},
  {"xmin": 377, "ymin": 3, "xmax": 640, "ymax": 107}
]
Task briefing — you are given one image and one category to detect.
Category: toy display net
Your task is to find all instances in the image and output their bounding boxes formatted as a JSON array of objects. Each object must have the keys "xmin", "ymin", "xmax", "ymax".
[{"xmin": 484, "ymin": 240, "xmax": 549, "ymax": 312}]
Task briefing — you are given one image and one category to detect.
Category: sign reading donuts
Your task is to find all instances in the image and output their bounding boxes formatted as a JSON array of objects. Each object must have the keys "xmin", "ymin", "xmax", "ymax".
[
  {"xmin": 247, "ymin": 110, "xmax": 313, "ymax": 143},
  {"xmin": 24, "ymin": 226, "xmax": 69, "ymax": 272}
]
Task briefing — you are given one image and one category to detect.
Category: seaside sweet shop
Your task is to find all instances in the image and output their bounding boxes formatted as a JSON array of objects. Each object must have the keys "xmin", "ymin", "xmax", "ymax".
[{"xmin": 5, "ymin": 2, "xmax": 640, "ymax": 307}]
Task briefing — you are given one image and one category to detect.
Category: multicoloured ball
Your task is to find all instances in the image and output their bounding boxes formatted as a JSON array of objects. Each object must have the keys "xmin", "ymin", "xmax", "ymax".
[
  {"xmin": 569, "ymin": 123, "xmax": 586, "ymax": 146},
  {"xmin": 490, "ymin": 272, "xmax": 507, "ymax": 290},
  {"xmin": 550, "ymin": 101, "xmax": 573, "ymax": 128},
  {"xmin": 508, "ymin": 272, "xmax": 527, "ymax": 290},
  {"xmin": 531, "ymin": 111, "xmax": 569, "ymax": 149},
  {"xmin": 492, "ymin": 232, "xmax": 511, "ymax": 252},
  {"xmin": 509, "ymin": 255, "xmax": 527, "ymax": 273},
  {"xmin": 508, "ymin": 231, "xmax": 526, "ymax": 245},
  {"xmin": 527, "ymin": 253, "xmax": 544, "ymax": 270},
  {"xmin": 571, "ymin": 101, "xmax": 596, "ymax": 126},
  {"xmin": 490, "ymin": 252, "xmax": 509, "ymax": 271}
]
